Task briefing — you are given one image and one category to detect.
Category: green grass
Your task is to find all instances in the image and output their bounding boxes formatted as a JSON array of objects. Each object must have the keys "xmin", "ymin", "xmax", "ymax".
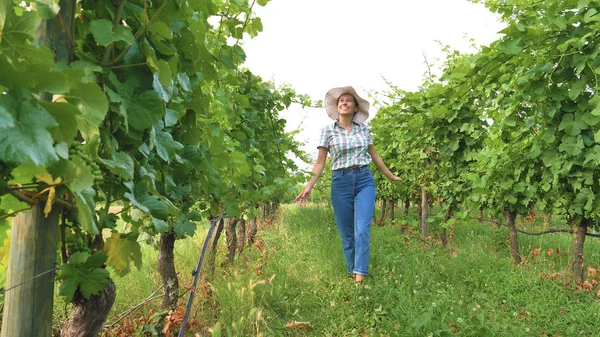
[{"xmin": 96, "ymin": 204, "xmax": 600, "ymax": 336}]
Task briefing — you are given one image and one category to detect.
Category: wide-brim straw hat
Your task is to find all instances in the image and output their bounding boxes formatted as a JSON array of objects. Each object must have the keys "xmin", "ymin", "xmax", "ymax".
[{"xmin": 324, "ymin": 86, "xmax": 370, "ymax": 124}]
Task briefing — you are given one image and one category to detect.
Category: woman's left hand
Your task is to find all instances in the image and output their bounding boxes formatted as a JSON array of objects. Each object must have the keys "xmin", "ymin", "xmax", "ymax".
[{"xmin": 389, "ymin": 175, "xmax": 402, "ymax": 182}]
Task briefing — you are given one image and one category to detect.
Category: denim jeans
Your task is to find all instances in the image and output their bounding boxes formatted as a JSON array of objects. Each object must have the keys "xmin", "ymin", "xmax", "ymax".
[{"xmin": 330, "ymin": 165, "xmax": 376, "ymax": 276}]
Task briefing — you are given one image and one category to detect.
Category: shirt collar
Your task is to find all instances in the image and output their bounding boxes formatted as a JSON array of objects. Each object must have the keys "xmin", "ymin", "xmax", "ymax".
[{"xmin": 334, "ymin": 120, "xmax": 361, "ymax": 129}]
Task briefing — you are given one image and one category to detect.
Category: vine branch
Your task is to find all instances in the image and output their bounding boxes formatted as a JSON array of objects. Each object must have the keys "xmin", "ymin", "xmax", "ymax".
[{"xmin": 474, "ymin": 217, "xmax": 600, "ymax": 238}]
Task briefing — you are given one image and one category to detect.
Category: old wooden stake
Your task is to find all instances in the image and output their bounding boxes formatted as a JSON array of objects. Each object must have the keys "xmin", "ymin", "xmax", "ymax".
[{"xmin": 1, "ymin": 204, "xmax": 59, "ymax": 337}]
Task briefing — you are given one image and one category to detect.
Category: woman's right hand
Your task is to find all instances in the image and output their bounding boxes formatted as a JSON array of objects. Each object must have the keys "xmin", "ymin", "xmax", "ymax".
[{"xmin": 293, "ymin": 187, "xmax": 311, "ymax": 205}]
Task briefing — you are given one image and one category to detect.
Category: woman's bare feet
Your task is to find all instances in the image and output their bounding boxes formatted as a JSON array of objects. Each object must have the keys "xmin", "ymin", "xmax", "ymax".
[{"xmin": 355, "ymin": 274, "xmax": 365, "ymax": 283}]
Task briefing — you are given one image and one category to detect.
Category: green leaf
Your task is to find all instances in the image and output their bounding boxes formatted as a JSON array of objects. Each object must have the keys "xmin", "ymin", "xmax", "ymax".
[
  {"xmin": 89, "ymin": 20, "xmax": 114, "ymax": 46},
  {"xmin": 0, "ymin": 92, "xmax": 59, "ymax": 166},
  {"xmin": 152, "ymin": 72, "xmax": 172, "ymax": 102},
  {"xmin": 0, "ymin": 103, "xmax": 15, "ymax": 129},
  {"xmin": 220, "ymin": 54, "xmax": 235, "ymax": 69},
  {"xmin": 529, "ymin": 142, "xmax": 542, "ymax": 158},
  {"xmin": 39, "ymin": 102, "xmax": 80, "ymax": 142},
  {"xmin": 558, "ymin": 135, "xmax": 583, "ymax": 155},
  {"xmin": 177, "ymin": 72, "xmax": 191, "ymax": 92},
  {"xmin": 589, "ymin": 95, "xmax": 600, "ymax": 116},
  {"xmin": 496, "ymin": 37, "xmax": 524, "ymax": 55},
  {"xmin": 104, "ymin": 232, "xmax": 142, "ymax": 276},
  {"xmin": 64, "ymin": 83, "xmax": 109, "ymax": 126},
  {"xmin": 174, "ymin": 219, "xmax": 196, "ymax": 237},
  {"xmin": 165, "ymin": 108, "xmax": 179, "ymax": 127},
  {"xmin": 99, "ymin": 151, "xmax": 135, "ymax": 181},
  {"xmin": 0, "ymin": 193, "xmax": 29, "ymax": 214},
  {"xmin": 149, "ymin": 21, "xmax": 173, "ymax": 40},
  {"xmin": 558, "ymin": 113, "xmax": 587, "ymax": 136},
  {"xmin": 124, "ymin": 181, "xmax": 169, "ymax": 220},
  {"xmin": 582, "ymin": 112, "xmax": 600, "ymax": 126},
  {"xmin": 90, "ymin": 20, "xmax": 134, "ymax": 46},
  {"xmin": 186, "ymin": 211, "xmax": 202, "ymax": 221},
  {"xmin": 569, "ymin": 80, "xmax": 586, "ymax": 100},
  {"xmin": 156, "ymin": 59, "xmax": 172, "ymax": 87},
  {"xmin": 154, "ymin": 128, "xmax": 184, "ymax": 163},
  {"xmin": 119, "ymin": 86, "xmax": 164, "ymax": 131},
  {"xmin": 0, "ymin": 9, "xmax": 54, "ymax": 91},
  {"xmin": 114, "ymin": 25, "xmax": 135, "ymax": 45},
  {"xmin": 33, "ymin": 70, "xmax": 70, "ymax": 93},
  {"xmin": 152, "ymin": 218, "xmax": 168, "ymax": 233},
  {"xmin": 48, "ymin": 156, "xmax": 94, "ymax": 192},
  {"xmin": 57, "ymin": 251, "xmax": 109, "ymax": 302},
  {"xmin": 74, "ymin": 188, "xmax": 98, "ymax": 235},
  {"xmin": 583, "ymin": 145, "xmax": 600, "ymax": 166},
  {"xmin": 225, "ymin": 200, "xmax": 240, "ymax": 217},
  {"xmin": 595, "ymin": 130, "xmax": 600, "ymax": 143},
  {"xmin": 542, "ymin": 127, "xmax": 556, "ymax": 144}
]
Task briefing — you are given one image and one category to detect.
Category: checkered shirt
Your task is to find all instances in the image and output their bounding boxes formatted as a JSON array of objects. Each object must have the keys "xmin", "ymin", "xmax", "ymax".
[{"xmin": 318, "ymin": 121, "xmax": 373, "ymax": 170}]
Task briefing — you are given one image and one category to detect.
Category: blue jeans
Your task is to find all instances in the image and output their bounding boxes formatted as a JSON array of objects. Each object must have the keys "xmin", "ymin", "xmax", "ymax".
[{"xmin": 330, "ymin": 165, "xmax": 376, "ymax": 276}]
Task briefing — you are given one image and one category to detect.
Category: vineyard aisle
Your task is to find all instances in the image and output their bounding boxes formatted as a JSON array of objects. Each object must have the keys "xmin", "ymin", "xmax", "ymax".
[{"xmin": 105, "ymin": 203, "xmax": 600, "ymax": 336}]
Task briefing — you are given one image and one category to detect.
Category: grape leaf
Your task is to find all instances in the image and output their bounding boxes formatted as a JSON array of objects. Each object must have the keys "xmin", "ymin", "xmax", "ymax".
[
  {"xmin": 154, "ymin": 128, "xmax": 184, "ymax": 163},
  {"xmin": 64, "ymin": 83, "xmax": 109, "ymax": 127},
  {"xmin": 152, "ymin": 218, "xmax": 168, "ymax": 233},
  {"xmin": 156, "ymin": 59, "xmax": 172, "ymax": 87},
  {"xmin": 57, "ymin": 251, "xmax": 110, "ymax": 303},
  {"xmin": 103, "ymin": 232, "xmax": 142, "ymax": 276},
  {"xmin": 174, "ymin": 219, "xmax": 195, "ymax": 237},
  {"xmin": 39, "ymin": 101, "xmax": 80, "ymax": 142},
  {"xmin": 149, "ymin": 21, "xmax": 173, "ymax": 40},
  {"xmin": 0, "ymin": 92, "xmax": 59, "ymax": 166},
  {"xmin": 90, "ymin": 19, "xmax": 134, "ymax": 46},
  {"xmin": 118, "ymin": 85, "xmax": 164, "ymax": 131},
  {"xmin": 73, "ymin": 188, "xmax": 98, "ymax": 235},
  {"xmin": 496, "ymin": 37, "xmax": 524, "ymax": 55},
  {"xmin": 99, "ymin": 151, "xmax": 135, "ymax": 181},
  {"xmin": 48, "ymin": 156, "xmax": 94, "ymax": 192},
  {"xmin": 152, "ymin": 72, "xmax": 172, "ymax": 102},
  {"xmin": 123, "ymin": 181, "xmax": 169, "ymax": 219},
  {"xmin": 0, "ymin": 103, "xmax": 14, "ymax": 129}
]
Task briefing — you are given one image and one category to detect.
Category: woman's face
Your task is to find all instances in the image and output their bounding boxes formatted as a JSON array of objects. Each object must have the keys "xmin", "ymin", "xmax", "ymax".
[{"xmin": 337, "ymin": 94, "xmax": 358, "ymax": 118}]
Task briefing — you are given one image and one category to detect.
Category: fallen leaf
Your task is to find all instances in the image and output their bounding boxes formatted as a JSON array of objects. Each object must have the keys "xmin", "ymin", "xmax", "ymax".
[
  {"xmin": 583, "ymin": 280, "xmax": 593, "ymax": 291},
  {"xmin": 531, "ymin": 248, "xmax": 540, "ymax": 260},
  {"xmin": 284, "ymin": 321, "xmax": 313, "ymax": 330}
]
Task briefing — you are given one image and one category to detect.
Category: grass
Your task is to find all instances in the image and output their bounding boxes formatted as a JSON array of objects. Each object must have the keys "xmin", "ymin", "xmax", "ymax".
[{"xmin": 93, "ymin": 203, "xmax": 600, "ymax": 336}]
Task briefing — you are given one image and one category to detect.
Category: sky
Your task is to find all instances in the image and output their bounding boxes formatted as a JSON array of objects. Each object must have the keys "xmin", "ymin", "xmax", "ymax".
[{"xmin": 241, "ymin": 0, "xmax": 506, "ymax": 168}]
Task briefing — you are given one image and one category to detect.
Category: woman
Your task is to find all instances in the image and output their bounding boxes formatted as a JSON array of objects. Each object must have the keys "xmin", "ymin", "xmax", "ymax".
[{"xmin": 294, "ymin": 86, "xmax": 401, "ymax": 283}]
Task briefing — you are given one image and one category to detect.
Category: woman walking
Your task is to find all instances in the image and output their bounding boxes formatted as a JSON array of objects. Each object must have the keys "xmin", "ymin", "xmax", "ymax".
[{"xmin": 294, "ymin": 86, "xmax": 401, "ymax": 283}]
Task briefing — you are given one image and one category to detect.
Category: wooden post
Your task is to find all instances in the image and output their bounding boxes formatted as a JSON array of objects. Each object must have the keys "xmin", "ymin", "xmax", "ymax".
[
  {"xmin": 2, "ymin": 1, "xmax": 74, "ymax": 335},
  {"xmin": 1, "ymin": 204, "xmax": 59, "ymax": 337}
]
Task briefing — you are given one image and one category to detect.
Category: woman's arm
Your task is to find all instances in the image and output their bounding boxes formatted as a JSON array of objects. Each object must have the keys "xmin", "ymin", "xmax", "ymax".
[
  {"xmin": 294, "ymin": 147, "xmax": 329, "ymax": 204},
  {"xmin": 368, "ymin": 145, "xmax": 402, "ymax": 181}
]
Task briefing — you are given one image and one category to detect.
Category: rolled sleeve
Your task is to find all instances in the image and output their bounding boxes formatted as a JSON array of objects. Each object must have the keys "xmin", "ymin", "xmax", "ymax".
[{"xmin": 318, "ymin": 126, "xmax": 330, "ymax": 149}]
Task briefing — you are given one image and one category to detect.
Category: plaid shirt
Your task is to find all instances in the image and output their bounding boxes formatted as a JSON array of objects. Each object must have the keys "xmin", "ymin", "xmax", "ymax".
[{"xmin": 318, "ymin": 121, "xmax": 373, "ymax": 170}]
